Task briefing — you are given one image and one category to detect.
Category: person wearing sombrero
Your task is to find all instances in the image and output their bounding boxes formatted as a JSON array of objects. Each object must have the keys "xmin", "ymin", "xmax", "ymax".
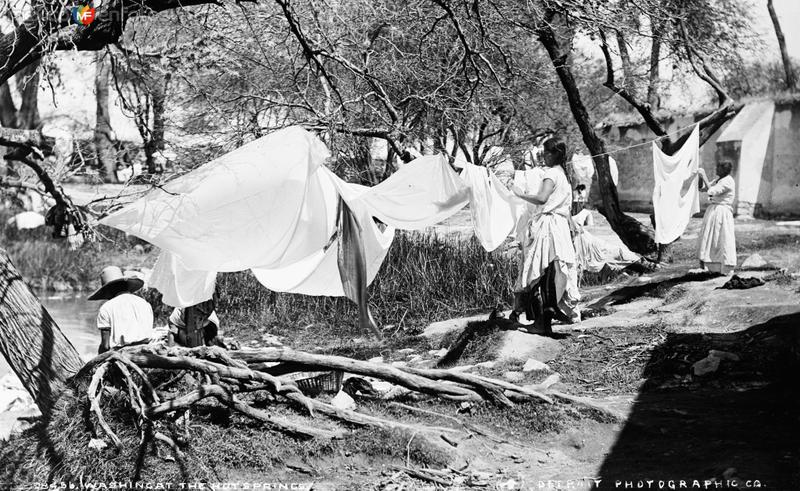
[{"xmin": 89, "ymin": 266, "xmax": 154, "ymax": 354}]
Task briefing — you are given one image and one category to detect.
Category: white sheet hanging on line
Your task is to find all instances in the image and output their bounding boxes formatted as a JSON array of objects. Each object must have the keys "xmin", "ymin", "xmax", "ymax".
[
  {"xmin": 148, "ymin": 252, "xmax": 218, "ymax": 307},
  {"xmin": 460, "ymin": 162, "xmax": 518, "ymax": 251},
  {"xmin": 716, "ymin": 101, "xmax": 775, "ymax": 210},
  {"xmin": 101, "ymin": 127, "xmax": 335, "ymax": 273},
  {"xmin": 652, "ymin": 124, "xmax": 701, "ymax": 244},
  {"xmin": 252, "ymin": 167, "xmax": 395, "ymax": 297},
  {"xmin": 353, "ymin": 154, "xmax": 469, "ymax": 229}
]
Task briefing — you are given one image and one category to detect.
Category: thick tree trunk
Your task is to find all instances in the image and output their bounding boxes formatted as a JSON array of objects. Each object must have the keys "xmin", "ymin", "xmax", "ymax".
[
  {"xmin": 767, "ymin": 0, "xmax": 797, "ymax": 90},
  {"xmin": 15, "ymin": 61, "xmax": 40, "ymax": 130},
  {"xmin": 537, "ymin": 14, "xmax": 656, "ymax": 256},
  {"xmin": 0, "ymin": 81, "xmax": 18, "ymax": 128},
  {"xmin": 0, "ymin": 249, "xmax": 83, "ymax": 418},
  {"xmin": 93, "ymin": 52, "xmax": 118, "ymax": 182}
]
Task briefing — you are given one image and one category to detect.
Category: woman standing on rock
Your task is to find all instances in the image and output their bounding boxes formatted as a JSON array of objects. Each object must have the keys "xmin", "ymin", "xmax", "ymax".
[
  {"xmin": 697, "ymin": 161, "xmax": 737, "ymax": 275},
  {"xmin": 510, "ymin": 136, "xmax": 580, "ymax": 335}
]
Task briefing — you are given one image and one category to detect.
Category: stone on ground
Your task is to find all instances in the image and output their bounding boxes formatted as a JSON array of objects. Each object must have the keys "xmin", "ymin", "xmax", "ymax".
[
  {"xmin": 503, "ymin": 371, "xmax": 525, "ymax": 383},
  {"xmin": 522, "ymin": 358, "xmax": 552, "ymax": 373},
  {"xmin": 330, "ymin": 390, "xmax": 356, "ymax": 410},
  {"xmin": 423, "ymin": 312, "xmax": 495, "ymax": 342},
  {"xmin": 741, "ymin": 253, "xmax": 768, "ymax": 269},
  {"xmin": 497, "ymin": 331, "xmax": 562, "ymax": 362}
]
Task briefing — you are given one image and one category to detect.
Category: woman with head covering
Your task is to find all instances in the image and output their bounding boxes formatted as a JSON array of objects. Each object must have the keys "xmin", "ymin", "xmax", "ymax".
[
  {"xmin": 510, "ymin": 137, "xmax": 581, "ymax": 334},
  {"xmin": 697, "ymin": 161, "xmax": 737, "ymax": 275}
]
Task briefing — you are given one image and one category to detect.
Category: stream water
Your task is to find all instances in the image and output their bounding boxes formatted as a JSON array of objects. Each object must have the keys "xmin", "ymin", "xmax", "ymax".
[{"xmin": 0, "ymin": 294, "xmax": 100, "ymax": 378}]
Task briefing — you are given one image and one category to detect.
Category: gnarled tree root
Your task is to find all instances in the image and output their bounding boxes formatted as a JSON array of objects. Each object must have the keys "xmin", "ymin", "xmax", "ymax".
[{"xmin": 74, "ymin": 343, "xmax": 600, "ymax": 481}]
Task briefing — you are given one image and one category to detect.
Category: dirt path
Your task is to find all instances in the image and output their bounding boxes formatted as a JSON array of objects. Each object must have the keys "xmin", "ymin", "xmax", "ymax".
[
  {"xmin": 389, "ymin": 265, "xmax": 799, "ymax": 490},
  {"xmin": 531, "ymin": 268, "xmax": 799, "ymax": 489}
]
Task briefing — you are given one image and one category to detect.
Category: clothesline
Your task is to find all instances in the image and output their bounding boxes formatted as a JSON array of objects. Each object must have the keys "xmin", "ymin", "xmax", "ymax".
[{"xmin": 579, "ymin": 122, "xmax": 700, "ymax": 161}]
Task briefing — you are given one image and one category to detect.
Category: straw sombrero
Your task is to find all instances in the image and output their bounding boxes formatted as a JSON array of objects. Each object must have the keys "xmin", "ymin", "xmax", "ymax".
[{"xmin": 88, "ymin": 266, "xmax": 144, "ymax": 301}]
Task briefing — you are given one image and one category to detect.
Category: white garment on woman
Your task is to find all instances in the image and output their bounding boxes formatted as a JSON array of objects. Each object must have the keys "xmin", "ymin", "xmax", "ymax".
[
  {"xmin": 698, "ymin": 175, "xmax": 736, "ymax": 273},
  {"xmin": 511, "ymin": 168, "xmax": 544, "ymax": 242},
  {"xmin": 652, "ymin": 125, "xmax": 700, "ymax": 244},
  {"xmin": 96, "ymin": 293, "xmax": 154, "ymax": 347},
  {"xmin": 517, "ymin": 166, "xmax": 580, "ymax": 319}
]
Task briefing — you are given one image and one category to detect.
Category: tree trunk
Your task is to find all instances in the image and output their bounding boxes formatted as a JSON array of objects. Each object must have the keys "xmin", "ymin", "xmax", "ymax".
[
  {"xmin": 537, "ymin": 13, "xmax": 656, "ymax": 256},
  {"xmin": 767, "ymin": 0, "xmax": 797, "ymax": 90},
  {"xmin": 146, "ymin": 73, "xmax": 169, "ymax": 174},
  {"xmin": 93, "ymin": 52, "xmax": 118, "ymax": 182},
  {"xmin": 0, "ymin": 81, "xmax": 18, "ymax": 128},
  {"xmin": 647, "ymin": 20, "xmax": 663, "ymax": 111},
  {"xmin": 0, "ymin": 249, "xmax": 83, "ymax": 418},
  {"xmin": 616, "ymin": 32, "xmax": 637, "ymax": 99},
  {"xmin": 15, "ymin": 61, "xmax": 40, "ymax": 130}
]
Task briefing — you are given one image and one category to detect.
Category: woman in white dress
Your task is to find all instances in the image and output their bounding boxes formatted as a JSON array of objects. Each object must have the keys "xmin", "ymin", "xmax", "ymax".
[
  {"xmin": 510, "ymin": 137, "xmax": 580, "ymax": 335},
  {"xmin": 697, "ymin": 161, "xmax": 736, "ymax": 275}
]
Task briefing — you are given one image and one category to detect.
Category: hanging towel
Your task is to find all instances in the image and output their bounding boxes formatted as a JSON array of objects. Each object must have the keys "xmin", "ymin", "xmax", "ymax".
[
  {"xmin": 336, "ymin": 197, "xmax": 381, "ymax": 337},
  {"xmin": 652, "ymin": 124, "xmax": 701, "ymax": 244}
]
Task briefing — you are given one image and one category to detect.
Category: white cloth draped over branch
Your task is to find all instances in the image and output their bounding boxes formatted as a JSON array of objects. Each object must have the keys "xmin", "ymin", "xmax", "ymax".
[{"xmin": 652, "ymin": 124, "xmax": 701, "ymax": 245}]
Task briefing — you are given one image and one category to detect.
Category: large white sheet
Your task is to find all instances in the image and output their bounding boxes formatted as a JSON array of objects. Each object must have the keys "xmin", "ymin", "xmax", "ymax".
[
  {"xmin": 652, "ymin": 125, "xmax": 701, "ymax": 244},
  {"xmin": 102, "ymin": 127, "xmax": 335, "ymax": 272}
]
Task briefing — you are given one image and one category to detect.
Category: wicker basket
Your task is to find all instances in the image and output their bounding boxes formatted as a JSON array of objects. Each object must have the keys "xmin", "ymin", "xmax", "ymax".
[{"xmin": 295, "ymin": 370, "xmax": 344, "ymax": 396}]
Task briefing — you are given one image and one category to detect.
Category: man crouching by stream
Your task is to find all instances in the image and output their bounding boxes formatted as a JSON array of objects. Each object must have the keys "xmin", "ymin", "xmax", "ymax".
[{"xmin": 88, "ymin": 266, "xmax": 155, "ymax": 354}]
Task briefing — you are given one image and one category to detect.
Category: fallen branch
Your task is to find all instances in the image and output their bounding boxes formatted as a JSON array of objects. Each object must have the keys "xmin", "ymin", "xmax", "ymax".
[
  {"xmin": 235, "ymin": 348, "xmax": 484, "ymax": 402},
  {"xmin": 392, "ymin": 465, "xmax": 453, "ymax": 486},
  {"xmin": 282, "ymin": 391, "xmax": 461, "ymax": 437},
  {"xmin": 399, "ymin": 366, "xmax": 552, "ymax": 405}
]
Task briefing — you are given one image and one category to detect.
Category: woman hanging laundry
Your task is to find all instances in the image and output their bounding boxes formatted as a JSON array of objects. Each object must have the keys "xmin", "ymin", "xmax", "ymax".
[
  {"xmin": 510, "ymin": 137, "xmax": 580, "ymax": 335},
  {"xmin": 696, "ymin": 161, "xmax": 737, "ymax": 275}
]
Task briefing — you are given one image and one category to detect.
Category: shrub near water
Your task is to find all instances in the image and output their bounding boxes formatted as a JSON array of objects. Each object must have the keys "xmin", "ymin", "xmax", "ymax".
[
  {"xmin": 216, "ymin": 232, "xmax": 518, "ymax": 346},
  {"xmin": 1, "ymin": 211, "xmax": 153, "ymax": 291}
]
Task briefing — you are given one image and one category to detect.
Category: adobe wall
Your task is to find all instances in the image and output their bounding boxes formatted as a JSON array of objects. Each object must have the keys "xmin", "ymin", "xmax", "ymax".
[{"xmin": 766, "ymin": 102, "xmax": 800, "ymax": 217}]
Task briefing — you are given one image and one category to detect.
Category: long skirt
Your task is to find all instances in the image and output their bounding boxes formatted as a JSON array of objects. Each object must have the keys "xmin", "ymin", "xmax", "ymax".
[
  {"xmin": 517, "ymin": 213, "xmax": 580, "ymax": 322},
  {"xmin": 697, "ymin": 204, "xmax": 736, "ymax": 274}
]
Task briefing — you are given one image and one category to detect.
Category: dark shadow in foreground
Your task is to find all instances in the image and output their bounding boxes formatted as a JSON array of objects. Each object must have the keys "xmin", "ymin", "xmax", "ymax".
[{"xmin": 596, "ymin": 312, "xmax": 800, "ymax": 489}]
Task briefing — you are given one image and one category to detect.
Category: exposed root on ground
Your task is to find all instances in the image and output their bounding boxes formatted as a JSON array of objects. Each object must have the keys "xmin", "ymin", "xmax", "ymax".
[{"xmin": 68, "ymin": 343, "xmax": 607, "ymax": 481}]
